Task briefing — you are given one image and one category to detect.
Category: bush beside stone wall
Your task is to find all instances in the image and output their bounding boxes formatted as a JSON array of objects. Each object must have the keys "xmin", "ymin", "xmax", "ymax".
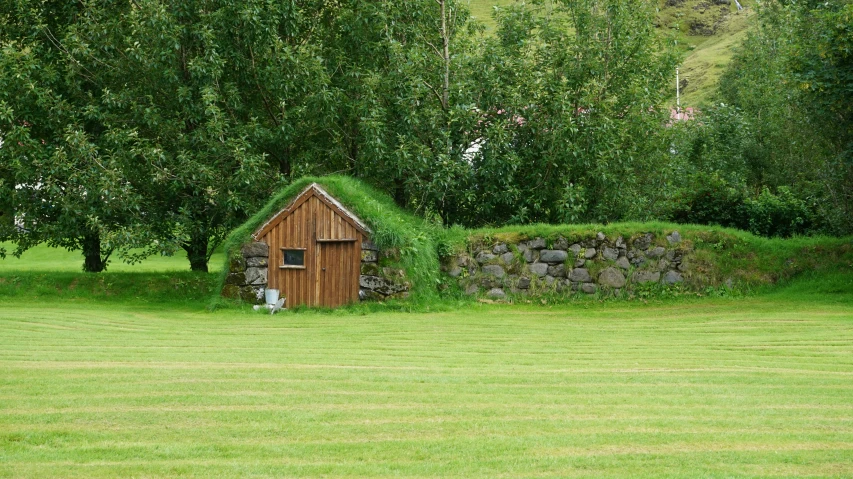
[{"xmin": 445, "ymin": 231, "xmax": 694, "ymax": 299}]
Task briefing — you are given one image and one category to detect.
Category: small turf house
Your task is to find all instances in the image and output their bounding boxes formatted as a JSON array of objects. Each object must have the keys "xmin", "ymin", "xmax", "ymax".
[{"xmin": 220, "ymin": 178, "xmax": 416, "ymax": 308}]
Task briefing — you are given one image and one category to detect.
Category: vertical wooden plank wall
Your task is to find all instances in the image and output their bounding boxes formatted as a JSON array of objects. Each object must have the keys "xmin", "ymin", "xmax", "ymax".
[{"xmin": 260, "ymin": 191, "xmax": 362, "ymax": 308}]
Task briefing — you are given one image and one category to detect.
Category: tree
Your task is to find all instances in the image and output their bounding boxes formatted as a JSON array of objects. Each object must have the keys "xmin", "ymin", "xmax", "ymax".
[
  {"xmin": 684, "ymin": 0, "xmax": 853, "ymax": 235},
  {"xmin": 0, "ymin": 0, "xmax": 141, "ymax": 271},
  {"xmin": 450, "ymin": 0, "xmax": 679, "ymax": 225},
  {"xmin": 65, "ymin": 0, "xmax": 335, "ymax": 271}
]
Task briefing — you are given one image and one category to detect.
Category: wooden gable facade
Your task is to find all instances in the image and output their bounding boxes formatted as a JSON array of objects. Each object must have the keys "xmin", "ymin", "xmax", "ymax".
[{"xmin": 253, "ymin": 184, "xmax": 370, "ymax": 308}]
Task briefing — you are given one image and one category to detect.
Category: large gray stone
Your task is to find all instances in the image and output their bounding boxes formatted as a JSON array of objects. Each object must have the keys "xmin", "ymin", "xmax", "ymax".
[
  {"xmin": 523, "ymin": 248, "xmax": 536, "ymax": 263},
  {"xmin": 584, "ymin": 248, "xmax": 597, "ymax": 259},
  {"xmin": 632, "ymin": 271, "xmax": 661, "ymax": 284},
  {"xmin": 615, "ymin": 236, "xmax": 625, "ymax": 248},
  {"xmin": 464, "ymin": 284, "xmax": 479, "ymax": 295},
  {"xmin": 544, "ymin": 275, "xmax": 556, "ymax": 285},
  {"xmin": 362, "ymin": 240, "xmax": 379, "ymax": 251},
  {"xmin": 517, "ymin": 277, "xmax": 531, "ymax": 289},
  {"xmin": 476, "ymin": 251, "xmax": 496, "ymax": 264},
  {"xmin": 360, "ymin": 275, "xmax": 386, "ymax": 290},
  {"xmin": 598, "ymin": 267, "xmax": 626, "ymax": 288},
  {"xmin": 569, "ymin": 244, "xmax": 582, "ymax": 255},
  {"xmin": 246, "ymin": 256, "xmax": 269, "ymax": 268},
  {"xmin": 528, "ymin": 237, "xmax": 547, "ymax": 249},
  {"xmin": 501, "ymin": 252, "xmax": 515, "ymax": 264},
  {"xmin": 666, "ymin": 231, "xmax": 682, "ymax": 244},
  {"xmin": 553, "ymin": 236, "xmax": 569, "ymax": 250},
  {"xmin": 242, "ymin": 242, "xmax": 269, "ymax": 258},
  {"xmin": 663, "ymin": 271, "xmax": 684, "ymax": 285},
  {"xmin": 487, "ymin": 288, "xmax": 506, "ymax": 299},
  {"xmin": 361, "ymin": 249, "xmax": 378, "ymax": 262},
  {"xmin": 596, "ymin": 232, "xmax": 606, "ymax": 241},
  {"xmin": 360, "ymin": 275, "xmax": 408, "ymax": 295},
  {"xmin": 581, "ymin": 283, "xmax": 597, "ymax": 294},
  {"xmin": 633, "ymin": 233, "xmax": 653, "ymax": 251},
  {"xmin": 244, "ymin": 267, "xmax": 268, "ymax": 285},
  {"xmin": 568, "ymin": 268, "xmax": 592, "ymax": 283},
  {"xmin": 547, "ymin": 264, "xmax": 566, "ymax": 278},
  {"xmin": 482, "ymin": 264, "xmax": 506, "ymax": 278},
  {"xmin": 448, "ymin": 266, "xmax": 463, "ymax": 278},
  {"xmin": 615, "ymin": 257, "xmax": 631, "ymax": 270},
  {"xmin": 602, "ymin": 247, "xmax": 619, "ymax": 261},
  {"xmin": 539, "ymin": 250, "xmax": 568, "ymax": 264},
  {"xmin": 529, "ymin": 263, "xmax": 549, "ymax": 277},
  {"xmin": 493, "ymin": 243, "xmax": 509, "ymax": 254},
  {"xmin": 575, "ymin": 257, "xmax": 586, "ymax": 267},
  {"xmin": 647, "ymin": 246, "xmax": 666, "ymax": 259}
]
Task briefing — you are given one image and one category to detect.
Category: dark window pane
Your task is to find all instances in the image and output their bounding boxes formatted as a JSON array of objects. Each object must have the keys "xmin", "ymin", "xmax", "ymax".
[{"xmin": 283, "ymin": 250, "xmax": 304, "ymax": 266}]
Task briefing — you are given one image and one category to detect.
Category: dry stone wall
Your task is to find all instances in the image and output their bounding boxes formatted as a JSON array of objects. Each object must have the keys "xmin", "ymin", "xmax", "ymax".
[
  {"xmin": 222, "ymin": 237, "xmax": 410, "ymax": 304},
  {"xmin": 446, "ymin": 231, "xmax": 693, "ymax": 299},
  {"xmin": 358, "ymin": 240, "xmax": 411, "ymax": 301}
]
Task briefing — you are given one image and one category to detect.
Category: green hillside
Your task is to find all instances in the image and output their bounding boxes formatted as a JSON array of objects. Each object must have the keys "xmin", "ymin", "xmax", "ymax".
[{"xmin": 465, "ymin": 0, "xmax": 755, "ymax": 106}]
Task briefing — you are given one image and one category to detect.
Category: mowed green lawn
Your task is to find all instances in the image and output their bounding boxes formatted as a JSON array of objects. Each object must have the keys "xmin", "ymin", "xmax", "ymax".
[{"xmin": 1, "ymin": 293, "xmax": 852, "ymax": 477}]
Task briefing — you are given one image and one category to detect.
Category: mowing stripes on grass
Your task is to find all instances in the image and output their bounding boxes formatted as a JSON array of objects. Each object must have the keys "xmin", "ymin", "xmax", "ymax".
[{"xmin": 1, "ymin": 299, "xmax": 852, "ymax": 477}]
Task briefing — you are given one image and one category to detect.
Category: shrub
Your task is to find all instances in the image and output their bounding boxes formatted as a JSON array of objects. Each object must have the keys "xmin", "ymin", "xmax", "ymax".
[
  {"xmin": 741, "ymin": 187, "xmax": 814, "ymax": 238},
  {"xmin": 672, "ymin": 176, "xmax": 815, "ymax": 238}
]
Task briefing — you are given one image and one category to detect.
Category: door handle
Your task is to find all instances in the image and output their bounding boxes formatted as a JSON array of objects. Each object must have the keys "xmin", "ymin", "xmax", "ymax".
[{"xmin": 322, "ymin": 267, "xmax": 326, "ymax": 271}]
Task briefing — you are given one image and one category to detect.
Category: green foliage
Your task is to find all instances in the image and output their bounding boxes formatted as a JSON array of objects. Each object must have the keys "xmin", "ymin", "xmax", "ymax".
[
  {"xmin": 0, "ymin": 0, "xmax": 338, "ymax": 272},
  {"xmin": 741, "ymin": 187, "xmax": 814, "ymax": 238},
  {"xmin": 675, "ymin": 0, "xmax": 853, "ymax": 236},
  {"xmin": 434, "ymin": 0, "xmax": 680, "ymax": 226},
  {"xmin": 670, "ymin": 173, "xmax": 816, "ymax": 238},
  {"xmin": 670, "ymin": 173, "xmax": 746, "ymax": 229},
  {"xmin": 0, "ymin": 0, "xmax": 142, "ymax": 271}
]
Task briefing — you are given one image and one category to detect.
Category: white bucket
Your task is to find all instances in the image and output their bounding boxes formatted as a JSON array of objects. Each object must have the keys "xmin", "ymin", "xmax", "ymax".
[{"xmin": 264, "ymin": 289, "xmax": 280, "ymax": 305}]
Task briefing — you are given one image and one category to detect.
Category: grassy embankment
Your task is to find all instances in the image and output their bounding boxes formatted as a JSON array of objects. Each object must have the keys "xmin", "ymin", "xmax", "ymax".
[{"xmin": 0, "ymin": 243, "xmax": 224, "ymax": 306}]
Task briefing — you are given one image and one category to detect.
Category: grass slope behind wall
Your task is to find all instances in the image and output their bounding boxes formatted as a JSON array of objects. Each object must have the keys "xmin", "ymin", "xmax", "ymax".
[{"xmin": 215, "ymin": 176, "xmax": 445, "ymax": 305}]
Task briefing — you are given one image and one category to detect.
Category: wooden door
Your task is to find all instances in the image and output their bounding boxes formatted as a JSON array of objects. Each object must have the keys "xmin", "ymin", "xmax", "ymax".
[
  {"xmin": 317, "ymin": 240, "xmax": 361, "ymax": 307},
  {"xmin": 313, "ymin": 196, "xmax": 362, "ymax": 308}
]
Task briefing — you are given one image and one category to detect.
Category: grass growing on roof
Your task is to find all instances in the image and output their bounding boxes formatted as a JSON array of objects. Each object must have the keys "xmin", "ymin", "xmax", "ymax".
[{"xmin": 215, "ymin": 175, "xmax": 445, "ymax": 306}]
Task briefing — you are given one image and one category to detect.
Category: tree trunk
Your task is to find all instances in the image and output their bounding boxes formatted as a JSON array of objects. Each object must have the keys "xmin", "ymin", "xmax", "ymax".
[
  {"xmin": 183, "ymin": 231, "xmax": 209, "ymax": 272},
  {"xmin": 82, "ymin": 232, "xmax": 108, "ymax": 273}
]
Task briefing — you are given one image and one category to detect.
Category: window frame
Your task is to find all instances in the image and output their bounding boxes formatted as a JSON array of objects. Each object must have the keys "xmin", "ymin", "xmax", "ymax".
[{"xmin": 280, "ymin": 247, "xmax": 306, "ymax": 269}]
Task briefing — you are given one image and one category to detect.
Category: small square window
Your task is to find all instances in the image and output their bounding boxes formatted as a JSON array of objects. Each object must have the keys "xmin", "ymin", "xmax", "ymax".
[{"xmin": 282, "ymin": 249, "xmax": 304, "ymax": 266}]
